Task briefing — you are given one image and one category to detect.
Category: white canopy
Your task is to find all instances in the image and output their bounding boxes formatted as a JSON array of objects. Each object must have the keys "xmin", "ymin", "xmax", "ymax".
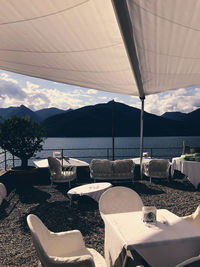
[{"xmin": 1, "ymin": 0, "xmax": 200, "ymax": 98}]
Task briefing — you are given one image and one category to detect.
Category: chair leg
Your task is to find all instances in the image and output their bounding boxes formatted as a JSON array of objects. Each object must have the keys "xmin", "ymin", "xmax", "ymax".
[
  {"xmin": 150, "ymin": 177, "xmax": 152, "ymax": 183},
  {"xmin": 68, "ymin": 181, "xmax": 71, "ymax": 189},
  {"xmin": 69, "ymin": 197, "xmax": 72, "ymax": 207}
]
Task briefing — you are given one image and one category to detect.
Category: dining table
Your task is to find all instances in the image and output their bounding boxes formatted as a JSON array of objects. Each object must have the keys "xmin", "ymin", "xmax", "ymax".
[
  {"xmin": 172, "ymin": 157, "xmax": 200, "ymax": 189},
  {"xmin": 33, "ymin": 157, "xmax": 89, "ymax": 168},
  {"xmin": 103, "ymin": 209, "xmax": 200, "ymax": 267}
]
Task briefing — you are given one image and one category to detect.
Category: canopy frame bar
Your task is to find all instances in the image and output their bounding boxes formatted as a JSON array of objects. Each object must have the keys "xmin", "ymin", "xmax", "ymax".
[
  {"xmin": 140, "ymin": 97, "xmax": 145, "ymax": 179},
  {"xmin": 111, "ymin": 0, "xmax": 145, "ymax": 99}
]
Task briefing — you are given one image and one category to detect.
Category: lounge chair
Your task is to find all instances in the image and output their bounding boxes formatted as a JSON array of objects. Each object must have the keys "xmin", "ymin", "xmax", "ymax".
[
  {"xmin": 47, "ymin": 156, "xmax": 76, "ymax": 188},
  {"xmin": 27, "ymin": 214, "xmax": 107, "ymax": 267},
  {"xmin": 143, "ymin": 159, "xmax": 170, "ymax": 183}
]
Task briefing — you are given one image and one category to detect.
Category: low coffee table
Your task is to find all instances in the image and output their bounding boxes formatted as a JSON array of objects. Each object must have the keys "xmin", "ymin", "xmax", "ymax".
[{"xmin": 67, "ymin": 182, "xmax": 112, "ymax": 205}]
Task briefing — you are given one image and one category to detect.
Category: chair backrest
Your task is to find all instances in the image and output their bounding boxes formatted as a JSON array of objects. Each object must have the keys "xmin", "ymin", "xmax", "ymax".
[
  {"xmin": 176, "ymin": 255, "xmax": 200, "ymax": 267},
  {"xmin": 89, "ymin": 159, "xmax": 112, "ymax": 176},
  {"xmin": 148, "ymin": 159, "xmax": 170, "ymax": 178},
  {"xmin": 183, "ymin": 204, "xmax": 200, "ymax": 230},
  {"xmin": 27, "ymin": 214, "xmax": 53, "ymax": 266},
  {"xmin": 48, "ymin": 156, "xmax": 62, "ymax": 175},
  {"xmin": 0, "ymin": 183, "xmax": 7, "ymax": 199},
  {"xmin": 99, "ymin": 186, "xmax": 143, "ymax": 215},
  {"xmin": 53, "ymin": 151, "xmax": 61, "ymax": 158}
]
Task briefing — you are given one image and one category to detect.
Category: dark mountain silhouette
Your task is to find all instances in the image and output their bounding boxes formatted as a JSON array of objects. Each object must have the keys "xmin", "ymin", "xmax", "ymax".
[
  {"xmin": 162, "ymin": 108, "xmax": 200, "ymax": 135},
  {"xmin": 0, "ymin": 105, "xmax": 69, "ymax": 122},
  {"xmin": 42, "ymin": 101, "xmax": 194, "ymax": 137},
  {"xmin": 0, "ymin": 105, "xmax": 40, "ymax": 122},
  {"xmin": 161, "ymin": 111, "xmax": 188, "ymax": 121},
  {"xmin": 35, "ymin": 107, "xmax": 67, "ymax": 121}
]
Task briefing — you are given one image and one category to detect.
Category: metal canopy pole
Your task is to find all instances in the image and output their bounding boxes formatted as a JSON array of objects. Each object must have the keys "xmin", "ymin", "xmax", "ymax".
[
  {"xmin": 111, "ymin": 0, "xmax": 146, "ymax": 177},
  {"xmin": 112, "ymin": 100, "xmax": 115, "ymax": 161},
  {"xmin": 140, "ymin": 97, "xmax": 145, "ymax": 179}
]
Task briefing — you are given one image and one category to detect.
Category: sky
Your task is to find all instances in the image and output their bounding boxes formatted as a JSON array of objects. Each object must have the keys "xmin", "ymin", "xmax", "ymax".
[{"xmin": 0, "ymin": 70, "xmax": 200, "ymax": 116}]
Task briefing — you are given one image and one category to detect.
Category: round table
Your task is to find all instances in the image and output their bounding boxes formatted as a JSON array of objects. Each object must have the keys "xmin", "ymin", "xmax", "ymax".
[{"xmin": 67, "ymin": 182, "xmax": 112, "ymax": 204}]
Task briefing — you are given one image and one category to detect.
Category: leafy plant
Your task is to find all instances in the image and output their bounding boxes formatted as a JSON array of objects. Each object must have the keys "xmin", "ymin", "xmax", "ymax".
[{"xmin": 0, "ymin": 116, "xmax": 45, "ymax": 169}]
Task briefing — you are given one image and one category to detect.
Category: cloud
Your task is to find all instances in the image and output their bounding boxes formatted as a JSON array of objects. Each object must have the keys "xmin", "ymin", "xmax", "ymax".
[
  {"xmin": 0, "ymin": 74, "xmax": 27, "ymax": 101},
  {"xmin": 87, "ymin": 89, "xmax": 97, "ymax": 94},
  {"xmin": 1, "ymin": 71, "xmax": 200, "ymax": 115},
  {"xmin": 0, "ymin": 73, "xmax": 19, "ymax": 84},
  {"xmin": 144, "ymin": 88, "xmax": 200, "ymax": 115},
  {"xmin": 23, "ymin": 82, "xmax": 84, "ymax": 110}
]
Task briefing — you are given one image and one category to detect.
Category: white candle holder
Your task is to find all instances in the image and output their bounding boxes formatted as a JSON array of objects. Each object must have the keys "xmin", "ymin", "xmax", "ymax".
[{"xmin": 142, "ymin": 206, "xmax": 157, "ymax": 224}]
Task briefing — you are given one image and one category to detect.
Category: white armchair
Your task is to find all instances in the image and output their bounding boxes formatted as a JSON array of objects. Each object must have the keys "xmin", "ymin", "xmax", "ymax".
[
  {"xmin": 99, "ymin": 186, "xmax": 144, "ymax": 216},
  {"xmin": 175, "ymin": 255, "xmax": 200, "ymax": 267},
  {"xmin": 99, "ymin": 187, "xmax": 144, "ymax": 267},
  {"xmin": 143, "ymin": 159, "xmax": 170, "ymax": 183},
  {"xmin": 182, "ymin": 204, "xmax": 200, "ymax": 229},
  {"xmin": 27, "ymin": 214, "xmax": 106, "ymax": 267},
  {"xmin": 48, "ymin": 157, "xmax": 77, "ymax": 188}
]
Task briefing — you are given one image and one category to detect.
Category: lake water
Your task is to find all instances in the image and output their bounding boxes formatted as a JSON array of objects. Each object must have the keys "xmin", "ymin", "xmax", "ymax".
[
  {"xmin": 38, "ymin": 136, "xmax": 200, "ymax": 161},
  {"xmin": 2, "ymin": 136, "xmax": 200, "ymax": 168}
]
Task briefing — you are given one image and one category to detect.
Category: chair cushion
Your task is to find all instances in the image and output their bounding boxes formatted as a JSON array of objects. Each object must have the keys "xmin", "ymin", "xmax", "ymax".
[
  {"xmin": 112, "ymin": 159, "xmax": 134, "ymax": 174},
  {"xmin": 90, "ymin": 159, "xmax": 112, "ymax": 175}
]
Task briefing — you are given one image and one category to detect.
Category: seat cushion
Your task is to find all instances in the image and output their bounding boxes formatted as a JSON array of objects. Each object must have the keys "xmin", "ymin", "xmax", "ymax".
[
  {"xmin": 112, "ymin": 159, "xmax": 134, "ymax": 174},
  {"xmin": 90, "ymin": 159, "xmax": 112, "ymax": 175}
]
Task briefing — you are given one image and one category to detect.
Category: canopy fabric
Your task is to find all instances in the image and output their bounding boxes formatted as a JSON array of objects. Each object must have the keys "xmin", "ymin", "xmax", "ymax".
[
  {"xmin": 0, "ymin": 0, "xmax": 200, "ymax": 97},
  {"xmin": 0, "ymin": 0, "xmax": 138, "ymax": 95},
  {"xmin": 126, "ymin": 0, "xmax": 200, "ymax": 96}
]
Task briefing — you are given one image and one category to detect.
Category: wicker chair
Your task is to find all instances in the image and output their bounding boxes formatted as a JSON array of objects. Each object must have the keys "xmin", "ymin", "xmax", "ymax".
[
  {"xmin": 47, "ymin": 156, "xmax": 76, "ymax": 188},
  {"xmin": 143, "ymin": 159, "xmax": 170, "ymax": 183}
]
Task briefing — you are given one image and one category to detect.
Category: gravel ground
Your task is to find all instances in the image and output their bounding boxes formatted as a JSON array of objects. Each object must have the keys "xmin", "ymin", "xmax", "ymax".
[{"xmin": 0, "ymin": 173, "xmax": 200, "ymax": 267}]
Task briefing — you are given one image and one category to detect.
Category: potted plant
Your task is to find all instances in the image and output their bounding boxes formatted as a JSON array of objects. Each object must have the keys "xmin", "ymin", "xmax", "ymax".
[{"xmin": 0, "ymin": 116, "xmax": 45, "ymax": 175}]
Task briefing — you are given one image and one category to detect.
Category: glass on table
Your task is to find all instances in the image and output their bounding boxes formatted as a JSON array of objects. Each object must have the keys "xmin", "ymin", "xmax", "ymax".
[{"xmin": 142, "ymin": 206, "xmax": 157, "ymax": 224}]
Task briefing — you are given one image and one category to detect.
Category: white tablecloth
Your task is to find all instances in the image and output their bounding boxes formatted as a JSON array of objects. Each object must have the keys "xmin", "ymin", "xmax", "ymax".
[
  {"xmin": 103, "ymin": 209, "xmax": 200, "ymax": 267},
  {"xmin": 67, "ymin": 182, "xmax": 112, "ymax": 202},
  {"xmin": 33, "ymin": 157, "xmax": 89, "ymax": 168},
  {"xmin": 172, "ymin": 157, "xmax": 200, "ymax": 188},
  {"xmin": 131, "ymin": 157, "xmax": 153, "ymax": 165}
]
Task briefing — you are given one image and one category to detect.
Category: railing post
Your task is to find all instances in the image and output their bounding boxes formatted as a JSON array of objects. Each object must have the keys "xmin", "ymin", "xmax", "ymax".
[
  {"xmin": 61, "ymin": 149, "xmax": 64, "ymax": 167},
  {"xmin": 13, "ymin": 154, "xmax": 15, "ymax": 168},
  {"xmin": 4, "ymin": 150, "xmax": 7, "ymax": 171},
  {"xmin": 107, "ymin": 148, "xmax": 109, "ymax": 159}
]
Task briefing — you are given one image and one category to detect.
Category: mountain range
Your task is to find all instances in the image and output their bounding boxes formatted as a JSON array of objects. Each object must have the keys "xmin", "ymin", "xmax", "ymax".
[
  {"xmin": 0, "ymin": 102, "xmax": 199, "ymax": 137},
  {"xmin": 41, "ymin": 101, "xmax": 199, "ymax": 137},
  {"xmin": 0, "ymin": 105, "xmax": 68, "ymax": 122}
]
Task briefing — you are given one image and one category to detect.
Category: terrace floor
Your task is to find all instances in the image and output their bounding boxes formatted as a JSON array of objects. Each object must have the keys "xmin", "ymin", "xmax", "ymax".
[{"xmin": 0, "ymin": 170, "xmax": 200, "ymax": 266}]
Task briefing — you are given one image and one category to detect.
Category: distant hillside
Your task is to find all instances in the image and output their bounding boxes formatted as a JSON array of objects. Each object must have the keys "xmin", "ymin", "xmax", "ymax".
[
  {"xmin": 161, "ymin": 111, "xmax": 188, "ymax": 121},
  {"xmin": 42, "ymin": 101, "xmax": 194, "ymax": 137},
  {"xmin": 0, "ymin": 105, "xmax": 69, "ymax": 122},
  {"xmin": 162, "ymin": 108, "xmax": 200, "ymax": 134},
  {"xmin": 35, "ymin": 107, "xmax": 68, "ymax": 121},
  {"xmin": 0, "ymin": 105, "xmax": 40, "ymax": 122}
]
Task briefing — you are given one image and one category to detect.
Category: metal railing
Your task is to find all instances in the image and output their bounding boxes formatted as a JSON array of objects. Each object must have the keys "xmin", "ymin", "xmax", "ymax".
[{"xmin": 0, "ymin": 146, "xmax": 183, "ymax": 171}]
